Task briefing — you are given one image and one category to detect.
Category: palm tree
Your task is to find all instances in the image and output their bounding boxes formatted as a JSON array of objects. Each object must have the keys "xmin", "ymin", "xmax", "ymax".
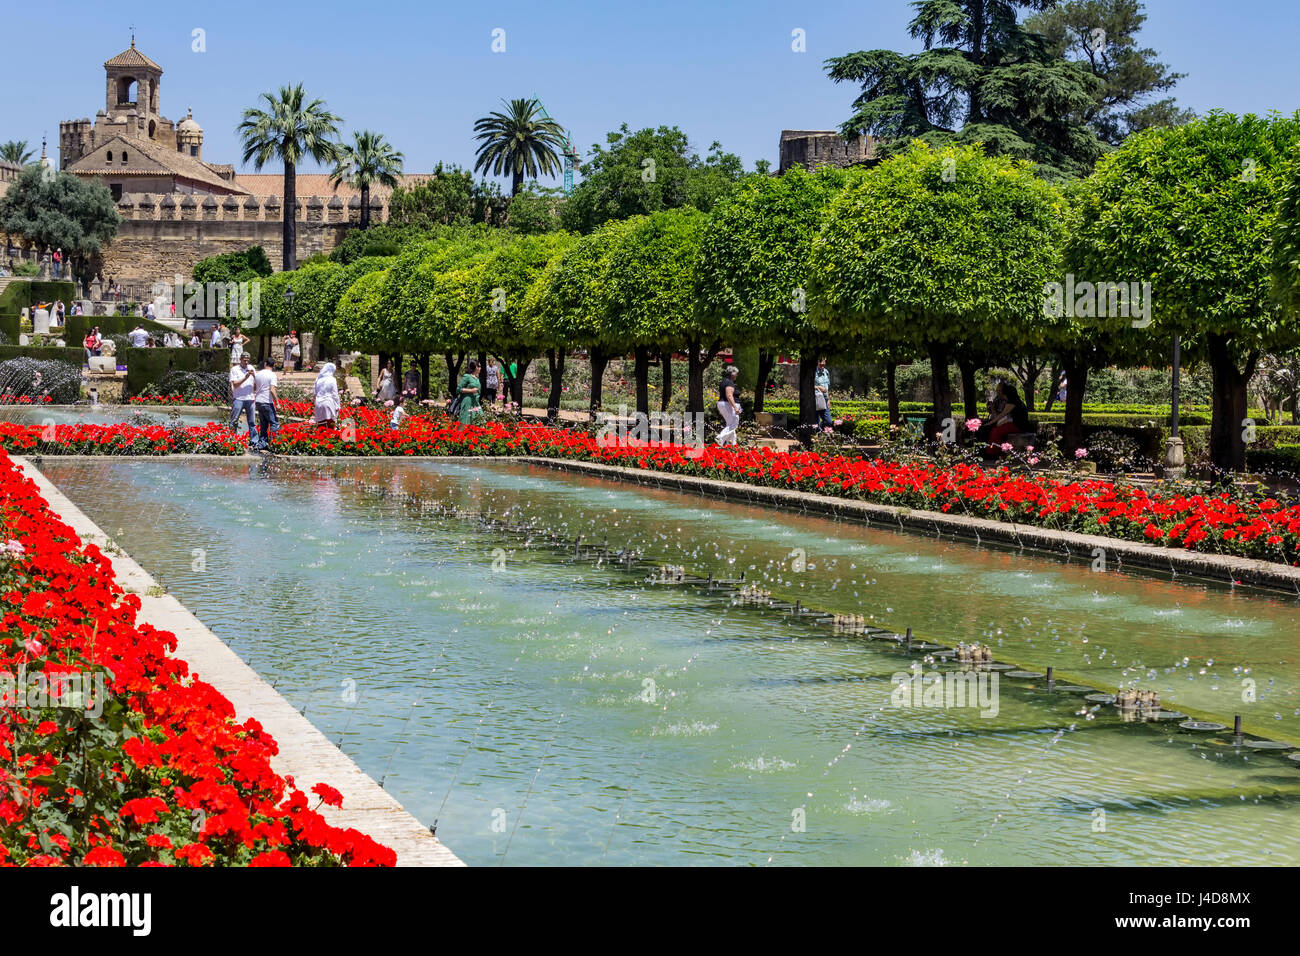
[
  {"xmin": 330, "ymin": 130, "xmax": 404, "ymax": 230},
  {"xmin": 0, "ymin": 140, "xmax": 35, "ymax": 165},
  {"xmin": 472, "ymin": 98, "xmax": 565, "ymax": 196},
  {"xmin": 237, "ymin": 85, "xmax": 341, "ymax": 271}
]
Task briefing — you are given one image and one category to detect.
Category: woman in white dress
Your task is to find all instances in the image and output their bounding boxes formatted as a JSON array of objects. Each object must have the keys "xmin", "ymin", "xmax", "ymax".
[
  {"xmin": 229, "ymin": 328, "xmax": 250, "ymax": 364},
  {"xmin": 374, "ymin": 360, "xmax": 395, "ymax": 404},
  {"xmin": 313, "ymin": 362, "xmax": 341, "ymax": 427}
]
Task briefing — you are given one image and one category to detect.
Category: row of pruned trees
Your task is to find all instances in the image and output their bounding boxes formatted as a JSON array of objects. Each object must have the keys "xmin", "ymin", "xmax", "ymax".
[{"xmin": 266, "ymin": 109, "xmax": 1300, "ymax": 471}]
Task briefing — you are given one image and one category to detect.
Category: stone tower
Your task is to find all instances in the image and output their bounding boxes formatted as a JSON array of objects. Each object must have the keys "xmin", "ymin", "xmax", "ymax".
[{"xmin": 103, "ymin": 39, "xmax": 164, "ymax": 141}]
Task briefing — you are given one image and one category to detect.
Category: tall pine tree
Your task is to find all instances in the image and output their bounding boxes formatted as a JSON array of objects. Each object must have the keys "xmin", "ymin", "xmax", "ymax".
[{"xmin": 825, "ymin": 0, "xmax": 1107, "ymax": 179}]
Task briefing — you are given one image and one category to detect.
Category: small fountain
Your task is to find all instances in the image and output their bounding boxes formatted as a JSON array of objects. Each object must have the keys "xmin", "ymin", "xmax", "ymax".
[{"xmin": 0, "ymin": 358, "xmax": 83, "ymax": 404}]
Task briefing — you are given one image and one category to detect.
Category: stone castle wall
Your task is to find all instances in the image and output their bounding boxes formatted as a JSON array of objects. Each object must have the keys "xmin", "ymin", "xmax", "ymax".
[{"xmin": 100, "ymin": 191, "xmax": 388, "ymax": 283}]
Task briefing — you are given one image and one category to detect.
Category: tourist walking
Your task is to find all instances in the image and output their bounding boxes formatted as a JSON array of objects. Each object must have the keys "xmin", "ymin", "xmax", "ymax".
[
  {"xmin": 456, "ymin": 360, "xmax": 483, "ymax": 425},
  {"xmin": 401, "ymin": 365, "xmax": 420, "ymax": 402},
  {"xmin": 815, "ymin": 357, "xmax": 833, "ymax": 430},
  {"xmin": 374, "ymin": 359, "xmax": 396, "ymax": 404},
  {"xmin": 210, "ymin": 323, "xmax": 223, "ymax": 348},
  {"xmin": 52, "ymin": 248, "xmax": 62, "ymax": 278},
  {"xmin": 283, "ymin": 330, "xmax": 299, "ymax": 371},
  {"xmin": 253, "ymin": 358, "xmax": 279, "ymax": 450},
  {"xmin": 716, "ymin": 365, "xmax": 741, "ymax": 446},
  {"xmin": 313, "ymin": 362, "xmax": 340, "ymax": 427},
  {"xmin": 54, "ymin": 300, "xmax": 64, "ymax": 327},
  {"xmin": 127, "ymin": 324, "xmax": 150, "ymax": 348},
  {"xmin": 189, "ymin": 330, "xmax": 201, "ymax": 348},
  {"xmin": 229, "ymin": 353, "xmax": 257, "ymax": 444}
]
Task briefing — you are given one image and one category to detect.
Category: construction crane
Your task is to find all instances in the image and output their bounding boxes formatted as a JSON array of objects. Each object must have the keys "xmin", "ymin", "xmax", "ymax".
[{"xmin": 532, "ymin": 94, "xmax": 580, "ymax": 195}]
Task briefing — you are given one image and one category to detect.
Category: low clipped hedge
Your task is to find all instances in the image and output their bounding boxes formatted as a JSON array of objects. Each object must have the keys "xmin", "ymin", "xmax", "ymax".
[
  {"xmin": 1248, "ymin": 444, "xmax": 1300, "ymax": 474},
  {"xmin": 0, "ymin": 345, "xmax": 85, "ymax": 369},
  {"xmin": 0, "ymin": 314, "xmax": 19, "ymax": 342},
  {"xmin": 0, "ymin": 280, "xmax": 78, "ymax": 314},
  {"xmin": 124, "ymin": 347, "xmax": 229, "ymax": 398},
  {"xmin": 64, "ymin": 314, "xmax": 174, "ymax": 342}
]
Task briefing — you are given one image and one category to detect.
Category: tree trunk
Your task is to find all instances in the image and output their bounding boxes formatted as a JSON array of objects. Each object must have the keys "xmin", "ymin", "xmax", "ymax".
[
  {"xmin": 509, "ymin": 355, "xmax": 530, "ymax": 409},
  {"xmin": 589, "ymin": 348, "xmax": 610, "ymax": 414},
  {"xmin": 1022, "ymin": 362, "xmax": 1040, "ymax": 412},
  {"xmin": 887, "ymin": 362, "xmax": 900, "ymax": 426},
  {"xmin": 660, "ymin": 351, "xmax": 671, "ymax": 412},
  {"xmin": 927, "ymin": 341, "xmax": 953, "ymax": 439},
  {"xmin": 419, "ymin": 352, "xmax": 430, "ymax": 400},
  {"xmin": 394, "ymin": 353, "xmax": 405, "ymax": 397},
  {"xmin": 753, "ymin": 350, "xmax": 775, "ymax": 414},
  {"xmin": 1062, "ymin": 358, "xmax": 1089, "ymax": 455},
  {"xmin": 1207, "ymin": 333, "xmax": 1257, "ymax": 473},
  {"xmin": 443, "ymin": 351, "xmax": 464, "ymax": 397},
  {"xmin": 283, "ymin": 159, "xmax": 297, "ymax": 271},
  {"xmin": 958, "ymin": 356, "xmax": 979, "ymax": 421},
  {"xmin": 477, "ymin": 351, "xmax": 488, "ymax": 394},
  {"xmin": 633, "ymin": 346, "xmax": 650, "ymax": 417},
  {"xmin": 546, "ymin": 348, "xmax": 565, "ymax": 422},
  {"xmin": 1044, "ymin": 364, "xmax": 1062, "ymax": 412},
  {"xmin": 686, "ymin": 339, "xmax": 720, "ymax": 417},
  {"xmin": 798, "ymin": 356, "xmax": 818, "ymax": 428},
  {"xmin": 361, "ymin": 183, "xmax": 371, "ymax": 230}
]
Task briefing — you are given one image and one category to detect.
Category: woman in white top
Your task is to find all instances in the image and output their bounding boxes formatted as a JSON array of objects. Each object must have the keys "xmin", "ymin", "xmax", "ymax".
[
  {"xmin": 313, "ymin": 362, "xmax": 341, "ymax": 426},
  {"xmin": 229, "ymin": 328, "xmax": 250, "ymax": 364}
]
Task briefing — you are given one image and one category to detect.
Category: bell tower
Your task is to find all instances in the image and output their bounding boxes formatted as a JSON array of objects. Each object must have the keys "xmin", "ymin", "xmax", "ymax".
[{"xmin": 103, "ymin": 35, "xmax": 164, "ymax": 141}]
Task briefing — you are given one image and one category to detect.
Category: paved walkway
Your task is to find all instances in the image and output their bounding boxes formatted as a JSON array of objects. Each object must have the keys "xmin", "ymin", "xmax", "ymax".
[{"xmin": 14, "ymin": 456, "xmax": 464, "ymax": 867}]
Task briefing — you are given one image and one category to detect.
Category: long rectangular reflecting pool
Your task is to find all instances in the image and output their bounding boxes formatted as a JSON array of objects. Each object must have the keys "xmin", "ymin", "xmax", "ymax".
[{"xmin": 35, "ymin": 456, "xmax": 1300, "ymax": 866}]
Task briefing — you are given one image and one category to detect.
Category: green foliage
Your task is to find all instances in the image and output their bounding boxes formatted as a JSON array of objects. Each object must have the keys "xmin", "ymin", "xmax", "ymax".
[
  {"xmin": 0, "ymin": 168, "xmax": 119, "ymax": 282},
  {"xmin": 1273, "ymin": 142, "xmax": 1300, "ymax": 321},
  {"xmin": 389, "ymin": 162, "xmax": 506, "ymax": 227},
  {"xmin": 809, "ymin": 142, "xmax": 1067, "ymax": 354},
  {"xmin": 334, "ymin": 269, "xmax": 389, "ymax": 352},
  {"xmin": 521, "ymin": 218, "xmax": 637, "ymax": 349},
  {"xmin": 560, "ymin": 125, "xmax": 746, "ymax": 233},
  {"xmin": 0, "ymin": 280, "xmax": 78, "ymax": 314},
  {"xmin": 191, "ymin": 246, "xmax": 272, "ymax": 286},
  {"xmin": 472, "ymin": 98, "xmax": 567, "ymax": 196},
  {"xmin": 698, "ymin": 166, "xmax": 854, "ymax": 349},
  {"xmin": 330, "ymin": 129, "xmax": 403, "ymax": 229},
  {"xmin": 825, "ymin": 0, "xmax": 1107, "ymax": 180},
  {"xmin": 1068, "ymin": 110, "xmax": 1300, "ymax": 354},
  {"xmin": 506, "ymin": 185, "xmax": 566, "ymax": 235},
  {"xmin": 1025, "ymin": 0, "xmax": 1194, "ymax": 145},
  {"xmin": 0, "ymin": 140, "xmax": 35, "ymax": 165},
  {"xmin": 462, "ymin": 232, "xmax": 574, "ymax": 355}
]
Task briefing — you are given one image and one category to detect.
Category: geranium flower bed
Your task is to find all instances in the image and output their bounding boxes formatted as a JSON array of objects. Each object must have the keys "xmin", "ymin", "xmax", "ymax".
[
  {"xmin": 0, "ymin": 451, "xmax": 396, "ymax": 866},
  {"xmin": 3, "ymin": 412, "xmax": 1297, "ymax": 564}
]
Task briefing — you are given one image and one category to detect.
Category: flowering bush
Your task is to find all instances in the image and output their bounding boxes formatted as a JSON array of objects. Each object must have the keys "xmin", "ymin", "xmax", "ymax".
[{"xmin": 0, "ymin": 453, "xmax": 396, "ymax": 866}]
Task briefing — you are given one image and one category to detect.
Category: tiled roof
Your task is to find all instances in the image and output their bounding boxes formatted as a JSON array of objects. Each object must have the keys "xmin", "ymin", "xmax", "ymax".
[
  {"xmin": 234, "ymin": 172, "xmax": 433, "ymax": 200},
  {"xmin": 68, "ymin": 135, "xmax": 248, "ymax": 194},
  {"xmin": 104, "ymin": 45, "xmax": 163, "ymax": 72}
]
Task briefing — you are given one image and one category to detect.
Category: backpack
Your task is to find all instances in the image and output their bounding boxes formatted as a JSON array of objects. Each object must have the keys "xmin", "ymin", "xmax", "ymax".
[{"xmin": 446, "ymin": 395, "xmax": 462, "ymax": 417}]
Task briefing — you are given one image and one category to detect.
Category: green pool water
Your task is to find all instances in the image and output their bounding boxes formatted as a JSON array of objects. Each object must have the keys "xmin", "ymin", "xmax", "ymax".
[{"xmin": 37, "ymin": 457, "xmax": 1300, "ymax": 866}]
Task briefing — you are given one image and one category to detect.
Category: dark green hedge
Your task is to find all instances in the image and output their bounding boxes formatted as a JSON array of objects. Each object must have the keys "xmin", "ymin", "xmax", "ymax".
[
  {"xmin": 124, "ymin": 348, "xmax": 228, "ymax": 397},
  {"xmin": 0, "ymin": 280, "xmax": 78, "ymax": 314},
  {"xmin": 1248, "ymin": 444, "xmax": 1300, "ymax": 473},
  {"xmin": 0, "ymin": 345, "xmax": 86, "ymax": 368},
  {"xmin": 0, "ymin": 315, "xmax": 19, "ymax": 341},
  {"xmin": 64, "ymin": 314, "xmax": 174, "ymax": 342}
]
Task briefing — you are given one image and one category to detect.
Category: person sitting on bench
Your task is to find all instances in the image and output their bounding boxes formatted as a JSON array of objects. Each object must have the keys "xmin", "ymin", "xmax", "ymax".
[{"xmin": 984, "ymin": 381, "xmax": 1029, "ymax": 456}]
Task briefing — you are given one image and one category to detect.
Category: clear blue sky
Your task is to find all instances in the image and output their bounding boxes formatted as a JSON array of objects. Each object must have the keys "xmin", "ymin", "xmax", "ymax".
[{"xmin": 9, "ymin": 0, "xmax": 1299, "ymax": 187}]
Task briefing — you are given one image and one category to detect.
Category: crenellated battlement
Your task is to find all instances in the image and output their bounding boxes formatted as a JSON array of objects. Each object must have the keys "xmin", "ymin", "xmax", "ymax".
[{"xmin": 115, "ymin": 192, "xmax": 386, "ymax": 225}]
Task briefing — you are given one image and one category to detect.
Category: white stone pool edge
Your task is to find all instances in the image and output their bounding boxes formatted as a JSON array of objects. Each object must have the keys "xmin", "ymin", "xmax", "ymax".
[{"xmin": 12, "ymin": 455, "xmax": 464, "ymax": 868}]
